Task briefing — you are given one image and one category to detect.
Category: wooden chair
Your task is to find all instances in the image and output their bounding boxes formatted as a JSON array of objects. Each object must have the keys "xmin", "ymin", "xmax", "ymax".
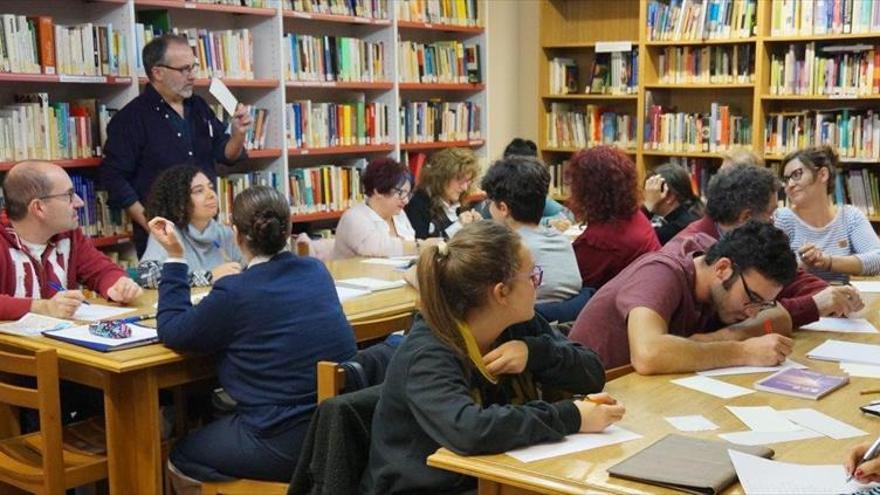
[
  {"xmin": 316, "ymin": 361, "xmax": 347, "ymax": 404},
  {"xmin": 0, "ymin": 348, "xmax": 106, "ymax": 495},
  {"xmin": 351, "ymin": 312, "xmax": 413, "ymax": 343},
  {"xmin": 200, "ymin": 479, "xmax": 288, "ymax": 495}
]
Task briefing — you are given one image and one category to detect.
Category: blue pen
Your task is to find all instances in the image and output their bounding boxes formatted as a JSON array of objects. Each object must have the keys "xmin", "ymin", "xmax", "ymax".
[
  {"xmin": 117, "ymin": 314, "xmax": 157, "ymax": 324},
  {"xmin": 212, "ymin": 239, "xmax": 231, "ymax": 262},
  {"xmin": 47, "ymin": 281, "xmax": 90, "ymax": 305}
]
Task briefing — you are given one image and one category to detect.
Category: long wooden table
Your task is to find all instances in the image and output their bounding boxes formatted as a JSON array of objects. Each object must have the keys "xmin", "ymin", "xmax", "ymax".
[
  {"xmin": 428, "ymin": 298, "xmax": 880, "ymax": 494},
  {"xmin": 0, "ymin": 257, "xmax": 417, "ymax": 494}
]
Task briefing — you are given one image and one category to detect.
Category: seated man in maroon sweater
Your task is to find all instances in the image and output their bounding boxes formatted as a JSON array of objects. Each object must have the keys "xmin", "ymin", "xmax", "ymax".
[
  {"xmin": 669, "ymin": 164, "xmax": 862, "ymax": 327},
  {"xmin": 570, "ymin": 222, "xmax": 798, "ymax": 373},
  {"xmin": 0, "ymin": 161, "xmax": 142, "ymax": 320}
]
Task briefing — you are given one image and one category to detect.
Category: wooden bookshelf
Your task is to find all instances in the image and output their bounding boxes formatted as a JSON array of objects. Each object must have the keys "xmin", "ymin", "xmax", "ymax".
[
  {"xmin": 287, "ymin": 145, "xmax": 395, "ymax": 156},
  {"xmin": 400, "ymin": 140, "xmax": 484, "ymax": 151},
  {"xmin": 290, "ymin": 210, "xmax": 344, "ymax": 223},
  {"xmin": 137, "ymin": 76, "xmax": 279, "ymax": 88},
  {"xmin": 0, "ymin": 73, "xmax": 132, "ymax": 84},
  {"xmin": 286, "ymin": 81, "xmax": 394, "ymax": 90},
  {"xmin": 398, "ymin": 83, "xmax": 485, "ymax": 91},
  {"xmin": 396, "ymin": 20, "xmax": 484, "ymax": 34},
  {"xmin": 132, "ymin": 0, "xmax": 275, "ymax": 16},
  {"xmin": 0, "ymin": 158, "xmax": 104, "ymax": 172},
  {"xmin": 281, "ymin": 9, "xmax": 391, "ymax": 25},
  {"xmin": 91, "ymin": 233, "xmax": 133, "ymax": 247}
]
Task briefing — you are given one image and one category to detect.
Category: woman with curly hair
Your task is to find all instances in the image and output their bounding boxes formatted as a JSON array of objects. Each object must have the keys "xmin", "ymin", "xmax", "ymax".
[
  {"xmin": 566, "ymin": 146, "xmax": 660, "ymax": 288},
  {"xmin": 135, "ymin": 164, "xmax": 242, "ymax": 288},
  {"xmin": 405, "ymin": 147, "xmax": 482, "ymax": 239}
]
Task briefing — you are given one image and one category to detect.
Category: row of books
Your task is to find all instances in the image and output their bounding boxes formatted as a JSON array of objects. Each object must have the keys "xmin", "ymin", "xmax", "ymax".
[
  {"xmin": 666, "ymin": 156, "xmax": 716, "ymax": 199},
  {"xmin": 768, "ymin": 43, "xmax": 880, "ymax": 97},
  {"xmin": 283, "ymin": 0, "xmax": 389, "ymax": 19},
  {"xmin": 395, "ymin": 0, "xmax": 480, "ymax": 26},
  {"xmin": 190, "ymin": 0, "xmax": 271, "ymax": 6},
  {"xmin": 585, "ymin": 50, "xmax": 639, "ymax": 95},
  {"xmin": 658, "ymin": 44, "xmax": 754, "ymax": 84},
  {"xmin": 836, "ymin": 168, "xmax": 880, "ymax": 217},
  {"xmin": 284, "ymin": 34, "xmax": 386, "ymax": 83},
  {"xmin": 135, "ymin": 24, "xmax": 254, "ymax": 79},
  {"xmin": 285, "ymin": 99, "xmax": 390, "ymax": 148},
  {"xmin": 208, "ymin": 103, "xmax": 270, "ymax": 150},
  {"xmin": 545, "ymin": 104, "xmax": 637, "ymax": 151},
  {"xmin": 770, "ymin": 0, "xmax": 880, "ymax": 36},
  {"xmin": 290, "ymin": 163, "xmax": 365, "ymax": 214},
  {"xmin": 398, "ymin": 40, "xmax": 480, "ymax": 84},
  {"xmin": 547, "ymin": 162, "xmax": 567, "ymax": 199},
  {"xmin": 644, "ymin": 103, "xmax": 752, "ymax": 152},
  {"xmin": 646, "ymin": 0, "xmax": 757, "ymax": 41},
  {"xmin": 216, "ymin": 171, "xmax": 280, "ymax": 225},
  {"xmin": 70, "ymin": 174, "xmax": 132, "ymax": 238},
  {"xmin": 0, "ymin": 15, "xmax": 130, "ymax": 77},
  {"xmin": 548, "ymin": 58, "xmax": 579, "ymax": 95},
  {"xmin": 400, "ymin": 101, "xmax": 480, "ymax": 143},
  {"xmin": 764, "ymin": 109, "xmax": 880, "ymax": 160}
]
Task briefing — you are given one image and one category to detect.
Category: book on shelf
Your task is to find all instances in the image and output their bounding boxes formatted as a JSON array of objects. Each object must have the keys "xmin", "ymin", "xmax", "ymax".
[
  {"xmin": 209, "ymin": 103, "xmax": 269, "ymax": 150},
  {"xmin": 548, "ymin": 57, "xmax": 579, "ymax": 95},
  {"xmin": 284, "ymin": 34, "xmax": 386, "ymax": 83},
  {"xmin": 285, "ymin": 97, "xmax": 390, "ymax": 149},
  {"xmin": 284, "ymin": 0, "xmax": 389, "ymax": 19},
  {"xmin": 289, "ymin": 162, "xmax": 364, "ymax": 214},
  {"xmin": 216, "ymin": 171, "xmax": 280, "ymax": 224},
  {"xmin": 395, "ymin": 0, "xmax": 479, "ymax": 26},
  {"xmin": 644, "ymin": 93, "xmax": 751, "ymax": 152},
  {"xmin": 398, "ymin": 40, "xmax": 481, "ymax": 84},
  {"xmin": 658, "ymin": 44, "xmax": 753, "ymax": 84},
  {"xmin": 754, "ymin": 367, "xmax": 848, "ymax": 400},
  {"xmin": 403, "ymin": 151, "xmax": 427, "ymax": 182},
  {"xmin": 586, "ymin": 47, "xmax": 638, "ymax": 95},
  {"xmin": 546, "ymin": 103, "xmax": 637, "ymax": 150},
  {"xmin": 666, "ymin": 156, "xmax": 716, "ymax": 199},
  {"xmin": 771, "ymin": 0, "xmax": 880, "ymax": 36},
  {"xmin": 769, "ymin": 43, "xmax": 880, "ymax": 96},
  {"xmin": 764, "ymin": 108, "xmax": 880, "ymax": 160},
  {"xmin": 69, "ymin": 174, "xmax": 133, "ymax": 238},
  {"xmin": 647, "ymin": 0, "xmax": 757, "ymax": 41},
  {"xmin": 548, "ymin": 162, "xmax": 567, "ymax": 198},
  {"xmin": 400, "ymin": 100, "xmax": 480, "ymax": 143},
  {"xmin": 189, "ymin": 0, "xmax": 272, "ymax": 6}
]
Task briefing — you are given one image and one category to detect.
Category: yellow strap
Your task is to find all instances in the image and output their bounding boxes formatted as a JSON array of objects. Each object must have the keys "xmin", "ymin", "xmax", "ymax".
[{"xmin": 457, "ymin": 321, "xmax": 498, "ymax": 385}]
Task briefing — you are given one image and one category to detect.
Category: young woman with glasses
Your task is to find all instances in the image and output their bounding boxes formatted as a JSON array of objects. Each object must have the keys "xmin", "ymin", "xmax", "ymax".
[{"xmin": 774, "ymin": 145, "xmax": 880, "ymax": 283}]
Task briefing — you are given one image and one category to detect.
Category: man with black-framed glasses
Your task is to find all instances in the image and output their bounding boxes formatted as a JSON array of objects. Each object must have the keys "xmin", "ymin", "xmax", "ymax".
[
  {"xmin": 101, "ymin": 33, "xmax": 253, "ymax": 257},
  {"xmin": 570, "ymin": 221, "xmax": 799, "ymax": 375},
  {"xmin": 0, "ymin": 161, "xmax": 142, "ymax": 321}
]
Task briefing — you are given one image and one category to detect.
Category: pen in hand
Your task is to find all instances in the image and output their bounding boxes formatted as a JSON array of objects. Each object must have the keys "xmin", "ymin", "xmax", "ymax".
[
  {"xmin": 847, "ymin": 436, "xmax": 880, "ymax": 482},
  {"xmin": 47, "ymin": 281, "xmax": 90, "ymax": 305}
]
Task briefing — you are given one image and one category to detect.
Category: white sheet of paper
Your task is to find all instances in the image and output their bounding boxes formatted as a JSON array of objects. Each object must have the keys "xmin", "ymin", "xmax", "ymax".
[
  {"xmin": 718, "ymin": 428, "xmax": 822, "ymax": 446},
  {"xmin": 841, "ymin": 362, "xmax": 880, "ymax": 379},
  {"xmin": 335, "ymin": 285, "xmax": 372, "ymax": 302},
  {"xmin": 851, "ymin": 281, "xmax": 880, "ymax": 293},
  {"xmin": 209, "ymin": 77, "xmax": 238, "ymax": 115},
  {"xmin": 46, "ymin": 324, "xmax": 158, "ymax": 349},
  {"xmin": 336, "ymin": 277, "xmax": 406, "ymax": 291},
  {"xmin": 726, "ymin": 406, "xmax": 801, "ymax": 432},
  {"xmin": 505, "ymin": 425, "xmax": 641, "ymax": 463},
  {"xmin": 153, "ymin": 291, "xmax": 209, "ymax": 309},
  {"xmin": 807, "ymin": 340, "xmax": 880, "ymax": 366},
  {"xmin": 697, "ymin": 358, "xmax": 806, "ymax": 377},
  {"xmin": 729, "ymin": 449, "xmax": 876, "ymax": 494},
  {"xmin": 361, "ymin": 257, "xmax": 415, "ymax": 267},
  {"xmin": 72, "ymin": 304, "xmax": 137, "ymax": 322},
  {"xmin": 670, "ymin": 376, "xmax": 754, "ymax": 399},
  {"xmin": 663, "ymin": 415, "xmax": 718, "ymax": 432},
  {"xmin": 801, "ymin": 317, "xmax": 878, "ymax": 333},
  {"xmin": 0, "ymin": 313, "xmax": 72, "ymax": 336},
  {"xmin": 780, "ymin": 408, "xmax": 867, "ymax": 440}
]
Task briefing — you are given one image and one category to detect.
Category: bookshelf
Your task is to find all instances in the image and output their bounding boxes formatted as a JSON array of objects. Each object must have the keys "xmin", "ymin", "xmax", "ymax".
[{"xmin": 538, "ymin": 0, "xmax": 880, "ymax": 221}]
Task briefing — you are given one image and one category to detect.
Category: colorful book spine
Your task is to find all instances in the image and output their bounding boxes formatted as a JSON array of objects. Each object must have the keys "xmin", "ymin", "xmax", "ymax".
[
  {"xmin": 285, "ymin": 0, "xmax": 389, "ymax": 19},
  {"xmin": 658, "ymin": 44, "xmax": 754, "ymax": 84},
  {"xmin": 644, "ymin": 102, "xmax": 751, "ymax": 152},
  {"xmin": 397, "ymin": 40, "xmax": 479, "ymax": 84},
  {"xmin": 546, "ymin": 103, "xmax": 637, "ymax": 150},
  {"xmin": 400, "ymin": 100, "xmax": 480, "ymax": 143},
  {"xmin": 216, "ymin": 172, "xmax": 279, "ymax": 225},
  {"xmin": 769, "ymin": 43, "xmax": 879, "ymax": 96},
  {"xmin": 285, "ymin": 34, "xmax": 386, "ymax": 82},
  {"xmin": 771, "ymin": 0, "xmax": 880, "ymax": 36},
  {"xmin": 395, "ymin": 0, "xmax": 479, "ymax": 26},
  {"xmin": 764, "ymin": 108, "xmax": 880, "ymax": 160},
  {"xmin": 285, "ymin": 98, "xmax": 389, "ymax": 148},
  {"xmin": 68, "ymin": 174, "xmax": 132, "ymax": 237},
  {"xmin": 289, "ymin": 162, "xmax": 365, "ymax": 214},
  {"xmin": 647, "ymin": 0, "xmax": 757, "ymax": 41}
]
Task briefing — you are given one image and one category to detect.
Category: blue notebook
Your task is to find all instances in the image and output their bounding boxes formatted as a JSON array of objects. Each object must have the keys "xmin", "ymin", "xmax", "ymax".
[{"xmin": 43, "ymin": 324, "xmax": 159, "ymax": 352}]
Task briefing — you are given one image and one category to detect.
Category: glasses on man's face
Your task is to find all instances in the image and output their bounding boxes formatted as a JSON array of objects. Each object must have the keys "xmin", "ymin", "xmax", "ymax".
[
  {"xmin": 739, "ymin": 272, "xmax": 776, "ymax": 312},
  {"xmin": 514, "ymin": 265, "xmax": 544, "ymax": 289},
  {"xmin": 157, "ymin": 63, "xmax": 199, "ymax": 77},
  {"xmin": 38, "ymin": 190, "xmax": 78, "ymax": 204},
  {"xmin": 782, "ymin": 167, "xmax": 806, "ymax": 185},
  {"xmin": 390, "ymin": 187, "xmax": 413, "ymax": 201}
]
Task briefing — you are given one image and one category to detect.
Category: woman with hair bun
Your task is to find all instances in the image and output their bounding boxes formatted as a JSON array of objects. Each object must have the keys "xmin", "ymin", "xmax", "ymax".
[{"xmin": 148, "ymin": 186, "xmax": 357, "ymax": 491}]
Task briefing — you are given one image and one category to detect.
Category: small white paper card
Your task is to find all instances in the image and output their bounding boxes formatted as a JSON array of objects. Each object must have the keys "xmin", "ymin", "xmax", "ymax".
[
  {"xmin": 841, "ymin": 362, "xmax": 880, "ymax": 379},
  {"xmin": 664, "ymin": 415, "xmax": 718, "ymax": 432},
  {"xmin": 335, "ymin": 286, "xmax": 372, "ymax": 303},
  {"xmin": 718, "ymin": 428, "xmax": 822, "ymax": 446},
  {"xmin": 505, "ymin": 425, "xmax": 641, "ymax": 463},
  {"xmin": 729, "ymin": 449, "xmax": 877, "ymax": 494},
  {"xmin": 801, "ymin": 317, "xmax": 878, "ymax": 333},
  {"xmin": 671, "ymin": 376, "xmax": 754, "ymax": 399},
  {"xmin": 780, "ymin": 408, "xmax": 867, "ymax": 440},
  {"xmin": 336, "ymin": 277, "xmax": 406, "ymax": 291},
  {"xmin": 361, "ymin": 257, "xmax": 416, "ymax": 267},
  {"xmin": 697, "ymin": 358, "xmax": 806, "ymax": 377},
  {"xmin": 0, "ymin": 313, "xmax": 72, "ymax": 336},
  {"xmin": 72, "ymin": 304, "xmax": 137, "ymax": 322},
  {"xmin": 726, "ymin": 406, "xmax": 801, "ymax": 432},
  {"xmin": 808, "ymin": 340, "xmax": 880, "ymax": 366},
  {"xmin": 851, "ymin": 281, "xmax": 880, "ymax": 293},
  {"xmin": 209, "ymin": 77, "xmax": 238, "ymax": 115}
]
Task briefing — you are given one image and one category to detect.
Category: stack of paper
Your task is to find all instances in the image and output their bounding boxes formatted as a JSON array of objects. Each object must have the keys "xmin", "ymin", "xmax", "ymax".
[
  {"xmin": 840, "ymin": 362, "xmax": 880, "ymax": 378},
  {"xmin": 718, "ymin": 405, "xmax": 865, "ymax": 446},
  {"xmin": 729, "ymin": 450, "xmax": 877, "ymax": 494},
  {"xmin": 800, "ymin": 317, "xmax": 878, "ymax": 333},
  {"xmin": 0, "ymin": 313, "xmax": 71, "ymax": 337},
  {"xmin": 336, "ymin": 277, "xmax": 407, "ymax": 291},
  {"xmin": 808, "ymin": 340, "xmax": 880, "ymax": 366},
  {"xmin": 361, "ymin": 256, "xmax": 417, "ymax": 269},
  {"xmin": 73, "ymin": 304, "xmax": 137, "ymax": 322},
  {"xmin": 43, "ymin": 324, "xmax": 159, "ymax": 352}
]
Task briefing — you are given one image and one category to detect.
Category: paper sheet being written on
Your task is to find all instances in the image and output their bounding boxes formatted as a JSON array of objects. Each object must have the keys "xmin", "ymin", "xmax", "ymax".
[
  {"xmin": 73, "ymin": 304, "xmax": 137, "ymax": 322},
  {"xmin": 801, "ymin": 317, "xmax": 878, "ymax": 333},
  {"xmin": 808, "ymin": 340, "xmax": 880, "ymax": 366},
  {"xmin": 505, "ymin": 426, "xmax": 641, "ymax": 463},
  {"xmin": 728, "ymin": 449, "xmax": 877, "ymax": 494},
  {"xmin": 697, "ymin": 358, "xmax": 806, "ymax": 377},
  {"xmin": 0, "ymin": 313, "xmax": 71, "ymax": 336},
  {"xmin": 851, "ymin": 281, "xmax": 880, "ymax": 293}
]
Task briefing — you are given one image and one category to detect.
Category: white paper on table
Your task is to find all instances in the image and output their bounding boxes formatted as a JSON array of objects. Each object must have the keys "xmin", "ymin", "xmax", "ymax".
[
  {"xmin": 663, "ymin": 415, "xmax": 719, "ymax": 432},
  {"xmin": 336, "ymin": 277, "xmax": 406, "ymax": 291},
  {"xmin": 728, "ymin": 449, "xmax": 877, "ymax": 494},
  {"xmin": 153, "ymin": 292, "xmax": 209, "ymax": 309},
  {"xmin": 209, "ymin": 77, "xmax": 238, "ymax": 115},
  {"xmin": 670, "ymin": 376, "xmax": 754, "ymax": 399},
  {"xmin": 697, "ymin": 358, "xmax": 806, "ymax": 377},
  {"xmin": 718, "ymin": 429, "xmax": 822, "ymax": 446},
  {"xmin": 505, "ymin": 425, "xmax": 641, "ymax": 463},
  {"xmin": 807, "ymin": 340, "xmax": 880, "ymax": 366},
  {"xmin": 335, "ymin": 286, "xmax": 372, "ymax": 302},
  {"xmin": 726, "ymin": 406, "xmax": 801, "ymax": 432},
  {"xmin": 72, "ymin": 304, "xmax": 137, "ymax": 322},
  {"xmin": 360, "ymin": 257, "xmax": 416, "ymax": 267},
  {"xmin": 0, "ymin": 313, "xmax": 72, "ymax": 336},
  {"xmin": 841, "ymin": 362, "xmax": 880, "ymax": 379},
  {"xmin": 801, "ymin": 317, "xmax": 878, "ymax": 333},
  {"xmin": 851, "ymin": 281, "xmax": 880, "ymax": 293},
  {"xmin": 780, "ymin": 408, "xmax": 867, "ymax": 440},
  {"xmin": 45, "ymin": 324, "xmax": 158, "ymax": 349}
]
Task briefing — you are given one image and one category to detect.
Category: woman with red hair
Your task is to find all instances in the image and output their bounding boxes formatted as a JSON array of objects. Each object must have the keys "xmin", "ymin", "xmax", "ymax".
[{"xmin": 566, "ymin": 146, "xmax": 660, "ymax": 288}]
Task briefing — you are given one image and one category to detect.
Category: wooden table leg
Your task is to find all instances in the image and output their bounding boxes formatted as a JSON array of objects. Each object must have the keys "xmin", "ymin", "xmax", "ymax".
[{"xmin": 104, "ymin": 369, "xmax": 161, "ymax": 494}]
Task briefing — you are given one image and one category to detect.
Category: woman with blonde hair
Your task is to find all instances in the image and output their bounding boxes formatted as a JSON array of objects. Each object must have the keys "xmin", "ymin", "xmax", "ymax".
[{"xmin": 405, "ymin": 147, "xmax": 483, "ymax": 239}]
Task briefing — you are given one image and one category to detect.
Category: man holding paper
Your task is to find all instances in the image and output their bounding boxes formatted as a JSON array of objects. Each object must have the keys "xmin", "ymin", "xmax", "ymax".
[{"xmin": 100, "ymin": 34, "xmax": 252, "ymax": 256}]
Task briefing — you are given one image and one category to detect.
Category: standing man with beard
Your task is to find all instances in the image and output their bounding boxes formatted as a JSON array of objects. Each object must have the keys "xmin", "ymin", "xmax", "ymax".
[{"xmin": 100, "ymin": 34, "xmax": 252, "ymax": 256}]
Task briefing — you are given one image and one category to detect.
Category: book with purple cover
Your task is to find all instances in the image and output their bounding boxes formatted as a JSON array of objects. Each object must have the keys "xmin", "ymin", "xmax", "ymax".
[{"xmin": 754, "ymin": 368, "xmax": 849, "ymax": 400}]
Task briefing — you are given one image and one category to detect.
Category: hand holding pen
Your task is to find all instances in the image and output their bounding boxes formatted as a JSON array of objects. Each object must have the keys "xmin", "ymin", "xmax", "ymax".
[
  {"xmin": 572, "ymin": 392, "xmax": 626, "ymax": 433},
  {"xmin": 845, "ymin": 436, "xmax": 880, "ymax": 483},
  {"xmin": 29, "ymin": 282, "xmax": 87, "ymax": 319}
]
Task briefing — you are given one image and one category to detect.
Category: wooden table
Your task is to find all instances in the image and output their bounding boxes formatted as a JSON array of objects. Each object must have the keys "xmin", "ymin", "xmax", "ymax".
[
  {"xmin": 428, "ymin": 298, "xmax": 880, "ymax": 494},
  {"xmin": 0, "ymin": 257, "xmax": 417, "ymax": 494}
]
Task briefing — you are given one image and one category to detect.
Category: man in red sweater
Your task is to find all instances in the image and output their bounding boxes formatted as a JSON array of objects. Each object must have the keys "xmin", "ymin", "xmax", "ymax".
[{"xmin": 0, "ymin": 161, "xmax": 142, "ymax": 320}]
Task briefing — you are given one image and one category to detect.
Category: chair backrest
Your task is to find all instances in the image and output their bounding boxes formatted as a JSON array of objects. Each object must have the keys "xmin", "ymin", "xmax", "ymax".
[
  {"xmin": 350, "ymin": 312, "xmax": 412, "ymax": 343},
  {"xmin": 0, "ymin": 348, "xmax": 64, "ymax": 493},
  {"xmin": 316, "ymin": 333, "xmax": 403, "ymax": 403}
]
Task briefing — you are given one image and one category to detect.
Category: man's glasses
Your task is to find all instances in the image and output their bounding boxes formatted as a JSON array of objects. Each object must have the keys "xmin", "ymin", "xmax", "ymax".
[
  {"xmin": 38, "ymin": 190, "xmax": 78, "ymax": 204},
  {"xmin": 782, "ymin": 167, "xmax": 806, "ymax": 185},
  {"xmin": 390, "ymin": 187, "xmax": 413, "ymax": 201},
  {"xmin": 739, "ymin": 272, "xmax": 776, "ymax": 312},
  {"xmin": 514, "ymin": 266, "xmax": 544, "ymax": 289},
  {"xmin": 157, "ymin": 63, "xmax": 199, "ymax": 77}
]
